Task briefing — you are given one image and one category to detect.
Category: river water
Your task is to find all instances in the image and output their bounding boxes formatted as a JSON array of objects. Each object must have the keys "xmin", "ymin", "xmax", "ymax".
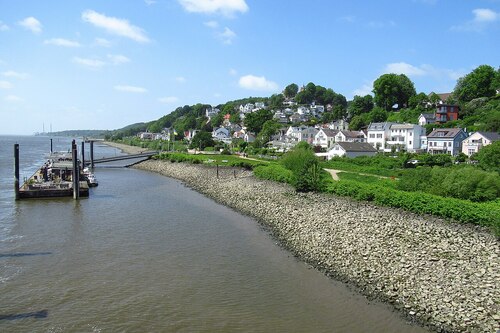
[{"xmin": 0, "ymin": 136, "xmax": 428, "ymax": 332}]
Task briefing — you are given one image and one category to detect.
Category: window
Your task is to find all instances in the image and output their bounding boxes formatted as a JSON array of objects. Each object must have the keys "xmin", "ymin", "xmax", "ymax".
[
  {"xmin": 448, "ymin": 142, "xmax": 452, "ymax": 147},
  {"xmin": 376, "ymin": 134, "xmax": 382, "ymax": 138},
  {"xmin": 409, "ymin": 141, "xmax": 412, "ymax": 145},
  {"xmin": 369, "ymin": 134, "xmax": 375, "ymax": 138},
  {"xmin": 409, "ymin": 132, "xmax": 412, "ymax": 136}
]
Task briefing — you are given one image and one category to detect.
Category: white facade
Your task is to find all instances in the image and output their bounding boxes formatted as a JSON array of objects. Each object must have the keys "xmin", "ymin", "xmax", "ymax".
[
  {"xmin": 367, "ymin": 122, "xmax": 394, "ymax": 151},
  {"xmin": 313, "ymin": 129, "xmax": 337, "ymax": 148},
  {"xmin": 212, "ymin": 127, "xmax": 230, "ymax": 141},
  {"xmin": 205, "ymin": 107, "xmax": 220, "ymax": 118},
  {"xmin": 386, "ymin": 124, "xmax": 425, "ymax": 152}
]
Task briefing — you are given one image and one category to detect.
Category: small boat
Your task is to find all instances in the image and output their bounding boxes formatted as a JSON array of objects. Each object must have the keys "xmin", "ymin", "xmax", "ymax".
[{"xmin": 83, "ymin": 168, "xmax": 99, "ymax": 187}]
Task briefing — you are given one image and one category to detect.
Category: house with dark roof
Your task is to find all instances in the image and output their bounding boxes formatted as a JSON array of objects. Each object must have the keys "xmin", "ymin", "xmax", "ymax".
[
  {"xmin": 335, "ymin": 130, "xmax": 366, "ymax": 143},
  {"xmin": 461, "ymin": 132, "xmax": 500, "ymax": 156},
  {"xmin": 326, "ymin": 142, "xmax": 377, "ymax": 159},
  {"xmin": 427, "ymin": 128, "xmax": 467, "ymax": 156},
  {"xmin": 313, "ymin": 128, "xmax": 338, "ymax": 149},
  {"xmin": 418, "ymin": 113, "xmax": 435, "ymax": 126}
]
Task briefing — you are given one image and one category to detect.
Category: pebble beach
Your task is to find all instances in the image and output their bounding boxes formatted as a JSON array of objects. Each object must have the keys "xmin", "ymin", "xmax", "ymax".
[{"xmin": 134, "ymin": 159, "xmax": 499, "ymax": 333}]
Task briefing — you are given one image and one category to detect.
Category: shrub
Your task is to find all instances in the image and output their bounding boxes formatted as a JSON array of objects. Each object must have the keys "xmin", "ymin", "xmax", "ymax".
[
  {"xmin": 281, "ymin": 145, "xmax": 326, "ymax": 192},
  {"xmin": 254, "ymin": 164, "xmax": 293, "ymax": 184}
]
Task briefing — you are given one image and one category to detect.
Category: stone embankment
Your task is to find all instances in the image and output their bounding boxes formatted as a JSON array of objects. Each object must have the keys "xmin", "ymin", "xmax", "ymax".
[{"xmin": 135, "ymin": 159, "xmax": 499, "ymax": 333}]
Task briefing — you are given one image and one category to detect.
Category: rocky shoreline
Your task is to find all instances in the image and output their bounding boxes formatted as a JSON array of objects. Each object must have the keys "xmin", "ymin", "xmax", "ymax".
[{"xmin": 135, "ymin": 159, "xmax": 499, "ymax": 333}]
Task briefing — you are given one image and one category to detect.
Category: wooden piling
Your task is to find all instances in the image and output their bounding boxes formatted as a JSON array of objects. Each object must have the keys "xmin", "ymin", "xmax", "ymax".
[
  {"xmin": 81, "ymin": 141, "xmax": 85, "ymax": 169},
  {"xmin": 14, "ymin": 144, "xmax": 20, "ymax": 200},
  {"xmin": 216, "ymin": 163, "xmax": 219, "ymax": 179},
  {"xmin": 90, "ymin": 141, "xmax": 94, "ymax": 169},
  {"xmin": 50, "ymin": 138, "xmax": 53, "ymax": 154},
  {"xmin": 72, "ymin": 142, "xmax": 79, "ymax": 200}
]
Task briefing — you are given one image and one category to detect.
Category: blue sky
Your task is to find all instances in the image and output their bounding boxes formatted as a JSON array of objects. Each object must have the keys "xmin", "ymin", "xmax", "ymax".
[{"xmin": 0, "ymin": 0, "xmax": 498, "ymax": 135}]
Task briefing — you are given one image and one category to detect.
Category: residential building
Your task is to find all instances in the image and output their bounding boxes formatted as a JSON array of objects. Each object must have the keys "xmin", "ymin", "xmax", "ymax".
[
  {"xmin": 427, "ymin": 128, "xmax": 467, "ymax": 156},
  {"xmin": 205, "ymin": 107, "xmax": 220, "ymax": 119},
  {"xmin": 326, "ymin": 142, "xmax": 377, "ymax": 159},
  {"xmin": 386, "ymin": 123, "xmax": 425, "ymax": 152},
  {"xmin": 313, "ymin": 128, "xmax": 338, "ymax": 149},
  {"xmin": 298, "ymin": 127, "xmax": 319, "ymax": 144},
  {"xmin": 435, "ymin": 104, "xmax": 459, "ymax": 124},
  {"xmin": 367, "ymin": 122, "xmax": 394, "ymax": 151},
  {"xmin": 418, "ymin": 113, "xmax": 435, "ymax": 126},
  {"xmin": 212, "ymin": 127, "xmax": 231, "ymax": 141},
  {"xmin": 461, "ymin": 132, "xmax": 500, "ymax": 156},
  {"xmin": 335, "ymin": 130, "xmax": 366, "ymax": 143},
  {"xmin": 329, "ymin": 119, "xmax": 349, "ymax": 131}
]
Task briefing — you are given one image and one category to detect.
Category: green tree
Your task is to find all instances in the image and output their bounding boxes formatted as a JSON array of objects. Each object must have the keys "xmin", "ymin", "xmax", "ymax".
[
  {"xmin": 349, "ymin": 115, "xmax": 365, "ymax": 130},
  {"xmin": 348, "ymin": 95, "xmax": 374, "ymax": 116},
  {"xmin": 229, "ymin": 113, "xmax": 241, "ymax": 124},
  {"xmin": 475, "ymin": 141, "xmax": 500, "ymax": 172},
  {"xmin": 281, "ymin": 143, "xmax": 324, "ymax": 192},
  {"xmin": 269, "ymin": 93, "xmax": 285, "ymax": 109},
  {"xmin": 453, "ymin": 65, "xmax": 497, "ymax": 103},
  {"xmin": 369, "ymin": 107, "xmax": 388, "ymax": 122},
  {"xmin": 258, "ymin": 120, "xmax": 281, "ymax": 143},
  {"xmin": 284, "ymin": 83, "xmax": 299, "ymax": 98},
  {"xmin": 189, "ymin": 131, "xmax": 215, "ymax": 150},
  {"xmin": 373, "ymin": 73, "xmax": 416, "ymax": 110},
  {"xmin": 295, "ymin": 89, "xmax": 314, "ymax": 105},
  {"xmin": 244, "ymin": 109, "xmax": 273, "ymax": 133},
  {"xmin": 408, "ymin": 92, "xmax": 429, "ymax": 109}
]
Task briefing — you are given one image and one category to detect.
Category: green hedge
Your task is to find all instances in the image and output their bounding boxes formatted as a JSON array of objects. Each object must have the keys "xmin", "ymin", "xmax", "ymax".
[
  {"xmin": 155, "ymin": 152, "xmax": 264, "ymax": 170},
  {"xmin": 253, "ymin": 164, "xmax": 294, "ymax": 184},
  {"xmin": 326, "ymin": 180, "xmax": 500, "ymax": 236}
]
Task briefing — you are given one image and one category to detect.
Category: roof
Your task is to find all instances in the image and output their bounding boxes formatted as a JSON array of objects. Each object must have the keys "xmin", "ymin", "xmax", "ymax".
[
  {"xmin": 436, "ymin": 93, "xmax": 452, "ymax": 101},
  {"xmin": 368, "ymin": 122, "xmax": 393, "ymax": 131},
  {"xmin": 477, "ymin": 132, "xmax": 500, "ymax": 141},
  {"xmin": 335, "ymin": 142, "xmax": 378, "ymax": 152},
  {"xmin": 419, "ymin": 113, "xmax": 435, "ymax": 119},
  {"xmin": 427, "ymin": 128, "xmax": 464, "ymax": 138},
  {"xmin": 339, "ymin": 130, "xmax": 363, "ymax": 138},
  {"xmin": 319, "ymin": 128, "xmax": 337, "ymax": 137},
  {"xmin": 391, "ymin": 123, "xmax": 418, "ymax": 130}
]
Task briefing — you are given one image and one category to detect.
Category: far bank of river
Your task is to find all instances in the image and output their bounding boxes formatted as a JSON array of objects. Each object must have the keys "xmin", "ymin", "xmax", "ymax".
[{"xmin": 134, "ymin": 158, "xmax": 499, "ymax": 333}]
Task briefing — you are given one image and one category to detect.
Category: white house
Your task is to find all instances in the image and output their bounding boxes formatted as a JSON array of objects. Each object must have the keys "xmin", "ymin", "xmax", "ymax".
[
  {"xmin": 326, "ymin": 142, "xmax": 378, "ymax": 159},
  {"xmin": 335, "ymin": 130, "xmax": 366, "ymax": 143},
  {"xmin": 386, "ymin": 123, "xmax": 425, "ymax": 152},
  {"xmin": 313, "ymin": 128, "xmax": 338, "ymax": 149},
  {"xmin": 206, "ymin": 107, "xmax": 220, "ymax": 119},
  {"xmin": 427, "ymin": 128, "xmax": 467, "ymax": 156},
  {"xmin": 367, "ymin": 122, "xmax": 394, "ymax": 151},
  {"xmin": 239, "ymin": 103, "xmax": 255, "ymax": 113},
  {"xmin": 461, "ymin": 132, "xmax": 500, "ymax": 156},
  {"xmin": 297, "ymin": 106, "xmax": 310, "ymax": 115},
  {"xmin": 418, "ymin": 113, "xmax": 435, "ymax": 126},
  {"xmin": 244, "ymin": 132, "xmax": 256, "ymax": 143},
  {"xmin": 329, "ymin": 119, "xmax": 349, "ymax": 131}
]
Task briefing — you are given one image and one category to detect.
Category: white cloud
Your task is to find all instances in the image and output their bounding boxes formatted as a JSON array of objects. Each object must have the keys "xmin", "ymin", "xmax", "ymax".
[
  {"xmin": 114, "ymin": 85, "xmax": 147, "ymax": 93},
  {"xmin": 204, "ymin": 20, "xmax": 219, "ymax": 28},
  {"xmin": 451, "ymin": 8, "xmax": 499, "ymax": 32},
  {"xmin": 158, "ymin": 96, "xmax": 179, "ymax": 104},
  {"xmin": 18, "ymin": 17, "xmax": 42, "ymax": 34},
  {"xmin": 73, "ymin": 57, "xmax": 106, "ymax": 69},
  {"xmin": 0, "ymin": 21, "xmax": 9, "ymax": 31},
  {"xmin": 2, "ymin": 71, "xmax": 28, "ymax": 79},
  {"xmin": 238, "ymin": 74, "xmax": 279, "ymax": 92},
  {"xmin": 5, "ymin": 95, "xmax": 22, "ymax": 102},
  {"xmin": 0, "ymin": 80, "xmax": 13, "ymax": 89},
  {"xmin": 107, "ymin": 54, "xmax": 130, "ymax": 65},
  {"xmin": 44, "ymin": 38, "xmax": 81, "ymax": 47},
  {"xmin": 472, "ymin": 8, "xmax": 498, "ymax": 22},
  {"xmin": 95, "ymin": 37, "xmax": 112, "ymax": 47},
  {"xmin": 384, "ymin": 62, "xmax": 465, "ymax": 81},
  {"xmin": 175, "ymin": 76, "xmax": 187, "ymax": 83},
  {"xmin": 82, "ymin": 10, "xmax": 150, "ymax": 43},
  {"xmin": 178, "ymin": 0, "xmax": 249, "ymax": 16},
  {"xmin": 384, "ymin": 62, "xmax": 427, "ymax": 76},
  {"xmin": 352, "ymin": 84, "xmax": 373, "ymax": 97},
  {"xmin": 219, "ymin": 27, "xmax": 236, "ymax": 44}
]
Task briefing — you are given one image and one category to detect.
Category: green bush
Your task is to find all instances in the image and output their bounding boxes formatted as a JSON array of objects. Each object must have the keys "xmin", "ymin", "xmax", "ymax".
[
  {"xmin": 281, "ymin": 145, "xmax": 326, "ymax": 192},
  {"xmin": 254, "ymin": 164, "xmax": 293, "ymax": 184},
  {"xmin": 326, "ymin": 180, "xmax": 500, "ymax": 236}
]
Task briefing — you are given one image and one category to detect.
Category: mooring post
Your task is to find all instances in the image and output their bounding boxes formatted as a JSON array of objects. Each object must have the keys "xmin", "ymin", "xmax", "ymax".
[
  {"xmin": 90, "ymin": 141, "xmax": 94, "ymax": 169},
  {"xmin": 72, "ymin": 141, "xmax": 79, "ymax": 200},
  {"xmin": 81, "ymin": 141, "xmax": 85, "ymax": 169},
  {"xmin": 50, "ymin": 138, "xmax": 53, "ymax": 154},
  {"xmin": 14, "ymin": 144, "xmax": 20, "ymax": 200},
  {"xmin": 216, "ymin": 163, "xmax": 219, "ymax": 179}
]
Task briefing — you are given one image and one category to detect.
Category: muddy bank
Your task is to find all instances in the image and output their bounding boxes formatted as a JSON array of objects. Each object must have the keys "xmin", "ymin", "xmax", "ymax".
[{"xmin": 135, "ymin": 159, "xmax": 499, "ymax": 333}]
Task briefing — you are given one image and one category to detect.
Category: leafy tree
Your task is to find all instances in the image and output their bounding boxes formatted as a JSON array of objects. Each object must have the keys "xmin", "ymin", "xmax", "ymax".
[
  {"xmin": 428, "ymin": 92, "xmax": 441, "ymax": 107},
  {"xmin": 269, "ymin": 93, "xmax": 285, "ymax": 109},
  {"xmin": 369, "ymin": 107, "xmax": 388, "ymax": 122},
  {"xmin": 349, "ymin": 115, "xmax": 365, "ymax": 130},
  {"xmin": 320, "ymin": 111, "xmax": 336, "ymax": 123},
  {"xmin": 281, "ymin": 143, "xmax": 324, "ymax": 192},
  {"xmin": 244, "ymin": 109, "xmax": 273, "ymax": 133},
  {"xmin": 258, "ymin": 120, "xmax": 281, "ymax": 143},
  {"xmin": 284, "ymin": 83, "xmax": 299, "ymax": 98},
  {"xmin": 373, "ymin": 73, "xmax": 416, "ymax": 110},
  {"xmin": 295, "ymin": 89, "xmax": 314, "ymax": 105},
  {"xmin": 475, "ymin": 141, "xmax": 500, "ymax": 172},
  {"xmin": 332, "ymin": 105, "xmax": 347, "ymax": 121},
  {"xmin": 348, "ymin": 95, "xmax": 374, "ymax": 116},
  {"xmin": 408, "ymin": 92, "xmax": 429, "ymax": 109},
  {"xmin": 189, "ymin": 131, "xmax": 215, "ymax": 150},
  {"xmin": 453, "ymin": 65, "xmax": 497, "ymax": 103},
  {"xmin": 210, "ymin": 112, "xmax": 224, "ymax": 128},
  {"xmin": 229, "ymin": 113, "xmax": 241, "ymax": 124}
]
